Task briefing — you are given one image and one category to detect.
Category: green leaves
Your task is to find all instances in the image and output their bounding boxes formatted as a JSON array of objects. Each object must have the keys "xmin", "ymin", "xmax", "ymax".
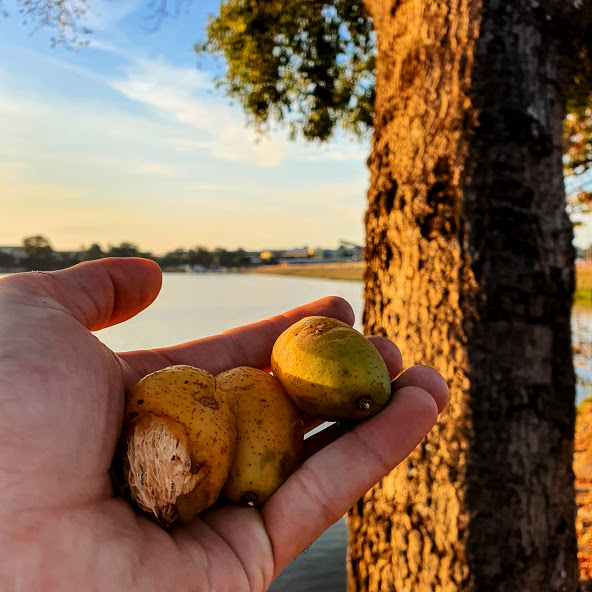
[
  {"xmin": 23, "ymin": 234, "xmax": 54, "ymax": 259},
  {"xmin": 197, "ymin": 0, "xmax": 376, "ymax": 142},
  {"xmin": 567, "ymin": 23, "xmax": 592, "ymax": 117},
  {"xmin": 564, "ymin": 110, "xmax": 592, "ymax": 220}
]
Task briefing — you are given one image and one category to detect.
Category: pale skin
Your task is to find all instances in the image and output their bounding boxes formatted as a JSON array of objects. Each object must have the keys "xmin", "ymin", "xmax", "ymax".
[{"xmin": 0, "ymin": 258, "xmax": 448, "ymax": 592}]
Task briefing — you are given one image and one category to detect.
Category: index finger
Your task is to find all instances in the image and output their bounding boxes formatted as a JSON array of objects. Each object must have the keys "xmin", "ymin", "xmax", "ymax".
[{"xmin": 119, "ymin": 296, "xmax": 355, "ymax": 378}]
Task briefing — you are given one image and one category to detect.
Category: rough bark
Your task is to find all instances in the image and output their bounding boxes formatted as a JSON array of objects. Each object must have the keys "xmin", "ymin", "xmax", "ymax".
[{"xmin": 348, "ymin": 0, "xmax": 586, "ymax": 590}]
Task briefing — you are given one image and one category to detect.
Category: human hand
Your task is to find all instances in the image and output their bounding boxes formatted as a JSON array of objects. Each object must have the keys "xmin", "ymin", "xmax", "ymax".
[{"xmin": 0, "ymin": 258, "xmax": 447, "ymax": 592}]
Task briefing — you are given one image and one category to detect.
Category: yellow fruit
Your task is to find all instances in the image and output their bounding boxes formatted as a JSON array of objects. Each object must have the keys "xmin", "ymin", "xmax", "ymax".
[
  {"xmin": 216, "ymin": 366, "xmax": 304, "ymax": 507},
  {"xmin": 271, "ymin": 316, "xmax": 392, "ymax": 419},
  {"xmin": 120, "ymin": 365, "xmax": 236, "ymax": 526}
]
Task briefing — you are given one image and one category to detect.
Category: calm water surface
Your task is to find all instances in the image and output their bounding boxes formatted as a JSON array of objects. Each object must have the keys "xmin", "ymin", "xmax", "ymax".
[
  {"xmin": 95, "ymin": 272, "xmax": 365, "ymax": 351},
  {"xmin": 4, "ymin": 271, "xmax": 592, "ymax": 591}
]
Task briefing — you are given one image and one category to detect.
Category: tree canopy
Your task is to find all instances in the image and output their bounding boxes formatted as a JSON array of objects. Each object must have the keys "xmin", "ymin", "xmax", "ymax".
[
  {"xmin": 563, "ymin": 24, "xmax": 592, "ymax": 216},
  {"xmin": 23, "ymin": 235, "xmax": 53, "ymax": 259},
  {"xmin": 197, "ymin": 0, "xmax": 375, "ymax": 141}
]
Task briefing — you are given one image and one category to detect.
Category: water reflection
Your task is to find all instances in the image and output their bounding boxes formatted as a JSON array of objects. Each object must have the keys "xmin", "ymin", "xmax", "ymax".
[{"xmin": 573, "ymin": 305, "xmax": 592, "ymax": 405}]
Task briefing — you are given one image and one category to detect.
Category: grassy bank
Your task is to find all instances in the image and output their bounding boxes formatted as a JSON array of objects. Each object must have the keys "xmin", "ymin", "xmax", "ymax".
[
  {"xmin": 577, "ymin": 266, "xmax": 592, "ymax": 305},
  {"xmin": 251, "ymin": 262, "xmax": 592, "ymax": 304},
  {"xmin": 250, "ymin": 261, "xmax": 364, "ymax": 281}
]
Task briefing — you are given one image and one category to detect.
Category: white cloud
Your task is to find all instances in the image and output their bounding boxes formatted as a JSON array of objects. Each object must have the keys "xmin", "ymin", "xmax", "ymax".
[
  {"xmin": 115, "ymin": 56, "xmax": 211, "ymax": 93},
  {"xmin": 4, "ymin": 40, "xmax": 367, "ymax": 170},
  {"xmin": 109, "ymin": 58, "xmax": 284, "ymax": 167},
  {"xmin": 86, "ymin": 38, "xmax": 121, "ymax": 53},
  {"xmin": 84, "ymin": 0, "xmax": 142, "ymax": 31},
  {"xmin": 108, "ymin": 54, "xmax": 368, "ymax": 168}
]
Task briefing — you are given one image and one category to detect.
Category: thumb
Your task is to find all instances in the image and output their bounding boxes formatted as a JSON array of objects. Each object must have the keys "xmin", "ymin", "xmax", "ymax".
[{"xmin": 2, "ymin": 257, "xmax": 162, "ymax": 331}]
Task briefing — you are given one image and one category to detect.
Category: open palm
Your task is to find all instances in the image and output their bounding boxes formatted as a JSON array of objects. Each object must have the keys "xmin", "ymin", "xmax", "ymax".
[{"xmin": 0, "ymin": 258, "xmax": 447, "ymax": 592}]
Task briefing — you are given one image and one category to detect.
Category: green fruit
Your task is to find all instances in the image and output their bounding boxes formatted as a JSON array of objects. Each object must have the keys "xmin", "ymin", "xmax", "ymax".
[
  {"xmin": 271, "ymin": 316, "xmax": 392, "ymax": 419},
  {"xmin": 217, "ymin": 366, "xmax": 304, "ymax": 507}
]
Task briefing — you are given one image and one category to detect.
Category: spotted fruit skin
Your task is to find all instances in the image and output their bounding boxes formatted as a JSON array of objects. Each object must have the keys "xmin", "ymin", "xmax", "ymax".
[
  {"xmin": 271, "ymin": 316, "xmax": 392, "ymax": 420},
  {"xmin": 216, "ymin": 366, "xmax": 304, "ymax": 507},
  {"xmin": 123, "ymin": 365, "xmax": 236, "ymax": 523}
]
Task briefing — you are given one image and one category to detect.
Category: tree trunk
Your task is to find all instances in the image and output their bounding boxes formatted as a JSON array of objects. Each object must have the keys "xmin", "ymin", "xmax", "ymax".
[{"xmin": 348, "ymin": 1, "xmax": 585, "ymax": 590}]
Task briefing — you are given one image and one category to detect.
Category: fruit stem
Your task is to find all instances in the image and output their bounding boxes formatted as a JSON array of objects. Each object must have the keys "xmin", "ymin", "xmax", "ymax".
[{"xmin": 356, "ymin": 396, "xmax": 373, "ymax": 412}]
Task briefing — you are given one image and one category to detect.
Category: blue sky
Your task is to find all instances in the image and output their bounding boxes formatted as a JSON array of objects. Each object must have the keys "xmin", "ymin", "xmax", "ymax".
[
  {"xmin": 2, "ymin": 0, "xmax": 591, "ymax": 254},
  {"xmin": 0, "ymin": 0, "xmax": 370, "ymax": 254}
]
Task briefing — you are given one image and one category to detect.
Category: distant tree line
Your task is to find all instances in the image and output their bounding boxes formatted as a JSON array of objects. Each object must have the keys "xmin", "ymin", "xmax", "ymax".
[{"xmin": 0, "ymin": 236, "xmax": 255, "ymax": 272}]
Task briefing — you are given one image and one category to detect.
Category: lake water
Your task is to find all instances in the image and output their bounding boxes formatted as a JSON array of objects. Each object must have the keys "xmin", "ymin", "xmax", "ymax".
[
  {"xmin": 94, "ymin": 272, "xmax": 366, "ymax": 351},
  {"xmin": 4, "ymin": 270, "xmax": 592, "ymax": 591}
]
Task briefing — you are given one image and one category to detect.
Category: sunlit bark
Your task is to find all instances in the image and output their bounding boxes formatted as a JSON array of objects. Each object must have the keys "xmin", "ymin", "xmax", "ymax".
[{"xmin": 349, "ymin": 1, "xmax": 584, "ymax": 590}]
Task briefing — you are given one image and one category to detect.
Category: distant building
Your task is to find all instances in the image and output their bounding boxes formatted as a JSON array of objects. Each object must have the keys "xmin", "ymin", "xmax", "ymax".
[
  {"xmin": 278, "ymin": 247, "xmax": 311, "ymax": 263},
  {"xmin": 338, "ymin": 240, "xmax": 364, "ymax": 261},
  {"xmin": 260, "ymin": 250, "xmax": 282, "ymax": 263},
  {"xmin": 257, "ymin": 242, "xmax": 364, "ymax": 265},
  {"xmin": 241, "ymin": 251, "xmax": 263, "ymax": 265},
  {"xmin": 579, "ymin": 245, "xmax": 592, "ymax": 261},
  {"xmin": 322, "ymin": 244, "xmax": 363, "ymax": 261},
  {"xmin": 308, "ymin": 248, "xmax": 324, "ymax": 260}
]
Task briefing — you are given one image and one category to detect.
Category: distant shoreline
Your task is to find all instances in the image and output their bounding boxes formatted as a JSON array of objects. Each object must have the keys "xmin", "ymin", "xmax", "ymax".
[
  {"xmin": 6, "ymin": 261, "xmax": 592, "ymax": 302},
  {"xmin": 248, "ymin": 261, "xmax": 364, "ymax": 281},
  {"xmin": 247, "ymin": 261, "xmax": 592, "ymax": 304}
]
